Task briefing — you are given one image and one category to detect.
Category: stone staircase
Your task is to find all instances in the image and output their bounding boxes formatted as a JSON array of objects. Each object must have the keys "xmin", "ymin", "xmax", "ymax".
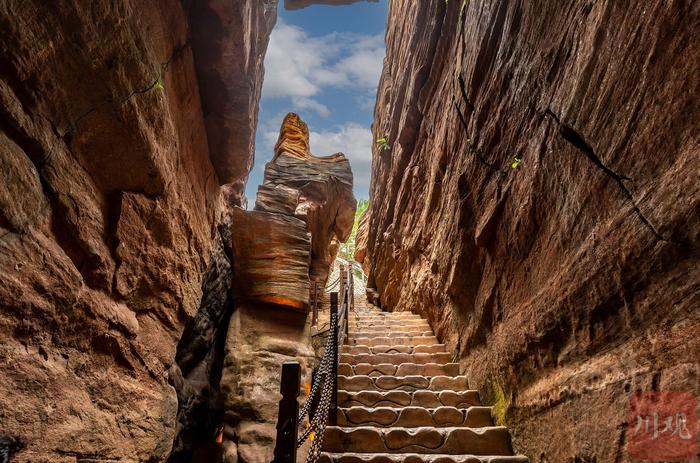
[{"xmin": 320, "ymin": 297, "xmax": 528, "ymax": 463}]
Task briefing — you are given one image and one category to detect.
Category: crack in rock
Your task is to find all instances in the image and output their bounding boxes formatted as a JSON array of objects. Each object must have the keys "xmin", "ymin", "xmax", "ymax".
[
  {"xmin": 65, "ymin": 41, "xmax": 191, "ymax": 137},
  {"xmin": 544, "ymin": 109, "xmax": 667, "ymax": 242}
]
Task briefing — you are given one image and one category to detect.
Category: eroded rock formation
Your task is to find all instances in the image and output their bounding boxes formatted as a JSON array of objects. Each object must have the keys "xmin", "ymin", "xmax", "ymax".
[
  {"xmin": 258, "ymin": 113, "xmax": 356, "ymax": 286},
  {"xmin": 0, "ymin": 1, "xmax": 276, "ymax": 461},
  {"xmin": 354, "ymin": 208, "xmax": 370, "ymax": 275},
  {"xmin": 366, "ymin": 1, "xmax": 699, "ymax": 461},
  {"xmin": 220, "ymin": 113, "xmax": 356, "ymax": 462},
  {"xmin": 285, "ymin": 0, "xmax": 378, "ymax": 10}
]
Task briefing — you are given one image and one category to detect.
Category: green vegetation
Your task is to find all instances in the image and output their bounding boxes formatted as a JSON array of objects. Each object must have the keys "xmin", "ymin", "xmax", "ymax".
[
  {"xmin": 339, "ymin": 199, "xmax": 369, "ymax": 260},
  {"xmin": 511, "ymin": 156, "xmax": 522, "ymax": 170},
  {"xmin": 375, "ymin": 137, "xmax": 391, "ymax": 153},
  {"xmin": 490, "ymin": 378, "xmax": 508, "ymax": 426},
  {"xmin": 153, "ymin": 78, "xmax": 165, "ymax": 91}
]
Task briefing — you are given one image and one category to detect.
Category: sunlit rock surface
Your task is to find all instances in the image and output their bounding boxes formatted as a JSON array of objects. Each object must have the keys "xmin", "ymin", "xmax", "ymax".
[
  {"xmin": 354, "ymin": 208, "xmax": 370, "ymax": 275},
  {"xmin": 230, "ymin": 207, "xmax": 311, "ymax": 310},
  {"xmin": 256, "ymin": 113, "xmax": 356, "ymax": 286},
  {"xmin": 366, "ymin": 1, "xmax": 699, "ymax": 461}
]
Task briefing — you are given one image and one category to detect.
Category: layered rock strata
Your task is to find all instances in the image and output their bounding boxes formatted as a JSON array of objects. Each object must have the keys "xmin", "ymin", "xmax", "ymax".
[
  {"xmin": 220, "ymin": 113, "xmax": 356, "ymax": 462},
  {"xmin": 366, "ymin": 0, "xmax": 699, "ymax": 461},
  {"xmin": 256, "ymin": 113, "xmax": 356, "ymax": 287},
  {"xmin": 285, "ymin": 0, "xmax": 379, "ymax": 10},
  {"xmin": 0, "ymin": 0, "xmax": 276, "ymax": 461}
]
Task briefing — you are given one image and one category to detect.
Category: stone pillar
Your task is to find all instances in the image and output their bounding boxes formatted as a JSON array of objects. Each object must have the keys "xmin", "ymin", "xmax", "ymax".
[{"xmin": 220, "ymin": 113, "xmax": 356, "ymax": 462}]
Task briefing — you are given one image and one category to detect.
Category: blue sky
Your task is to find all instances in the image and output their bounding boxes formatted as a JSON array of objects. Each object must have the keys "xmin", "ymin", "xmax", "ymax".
[{"xmin": 245, "ymin": 1, "xmax": 389, "ymax": 204}]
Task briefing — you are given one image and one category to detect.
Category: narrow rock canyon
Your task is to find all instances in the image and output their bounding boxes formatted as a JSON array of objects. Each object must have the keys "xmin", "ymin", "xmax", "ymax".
[
  {"xmin": 364, "ymin": 1, "xmax": 699, "ymax": 462},
  {"xmin": 0, "ymin": 1, "xmax": 698, "ymax": 463}
]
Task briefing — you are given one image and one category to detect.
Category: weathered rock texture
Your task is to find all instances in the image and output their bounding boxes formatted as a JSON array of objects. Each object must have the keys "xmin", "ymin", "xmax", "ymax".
[
  {"xmin": 354, "ymin": 208, "xmax": 370, "ymax": 275},
  {"xmin": 285, "ymin": 0, "xmax": 378, "ymax": 10},
  {"xmin": 367, "ymin": 1, "xmax": 699, "ymax": 462},
  {"xmin": 231, "ymin": 207, "xmax": 312, "ymax": 310},
  {"xmin": 189, "ymin": 0, "xmax": 278, "ymax": 204},
  {"xmin": 0, "ymin": 0, "xmax": 276, "ymax": 461},
  {"xmin": 256, "ymin": 112, "xmax": 356, "ymax": 287},
  {"xmin": 220, "ymin": 113, "xmax": 356, "ymax": 462}
]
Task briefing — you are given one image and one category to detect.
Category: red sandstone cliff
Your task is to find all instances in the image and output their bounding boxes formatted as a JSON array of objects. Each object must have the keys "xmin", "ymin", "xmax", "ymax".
[
  {"xmin": 366, "ymin": 1, "xmax": 699, "ymax": 461},
  {"xmin": 0, "ymin": 1, "xmax": 276, "ymax": 461},
  {"xmin": 285, "ymin": 0, "xmax": 378, "ymax": 10}
]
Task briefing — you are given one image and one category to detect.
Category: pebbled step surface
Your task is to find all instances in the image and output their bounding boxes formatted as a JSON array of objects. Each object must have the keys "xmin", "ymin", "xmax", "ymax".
[
  {"xmin": 341, "ymin": 352, "xmax": 453, "ymax": 365},
  {"xmin": 320, "ymin": 454, "xmax": 530, "ymax": 463},
  {"xmin": 339, "ymin": 375, "xmax": 470, "ymax": 392},
  {"xmin": 350, "ymin": 336, "xmax": 439, "ymax": 347},
  {"xmin": 342, "ymin": 344, "xmax": 448, "ymax": 355},
  {"xmin": 337, "ymin": 406, "xmax": 494, "ymax": 428},
  {"xmin": 322, "ymin": 426, "xmax": 514, "ymax": 454},
  {"xmin": 338, "ymin": 390, "xmax": 482, "ymax": 408}
]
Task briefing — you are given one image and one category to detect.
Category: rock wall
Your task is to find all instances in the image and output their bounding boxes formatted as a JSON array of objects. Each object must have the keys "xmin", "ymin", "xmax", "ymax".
[
  {"xmin": 367, "ymin": 1, "xmax": 699, "ymax": 461},
  {"xmin": 0, "ymin": 1, "xmax": 276, "ymax": 461},
  {"xmin": 354, "ymin": 208, "xmax": 370, "ymax": 275},
  {"xmin": 285, "ymin": 0, "xmax": 378, "ymax": 10}
]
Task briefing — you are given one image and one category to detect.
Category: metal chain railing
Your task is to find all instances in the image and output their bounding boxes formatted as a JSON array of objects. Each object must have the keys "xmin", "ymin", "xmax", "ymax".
[
  {"xmin": 297, "ymin": 312, "xmax": 337, "ymax": 456},
  {"xmin": 271, "ymin": 265, "xmax": 353, "ymax": 463},
  {"xmin": 296, "ymin": 311, "xmax": 336, "ymax": 433}
]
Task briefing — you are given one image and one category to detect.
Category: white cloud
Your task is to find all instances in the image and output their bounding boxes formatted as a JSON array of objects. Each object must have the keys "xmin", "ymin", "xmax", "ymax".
[
  {"xmin": 310, "ymin": 123, "xmax": 373, "ymax": 193},
  {"xmin": 263, "ymin": 20, "xmax": 385, "ymax": 105},
  {"xmin": 292, "ymin": 97, "xmax": 331, "ymax": 117}
]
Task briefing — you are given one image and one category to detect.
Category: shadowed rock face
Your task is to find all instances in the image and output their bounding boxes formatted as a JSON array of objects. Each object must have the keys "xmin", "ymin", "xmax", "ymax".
[
  {"xmin": 188, "ymin": 0, "xmax": 277, "ymax": 202},
  {"xmin": 285, "ymin": 0, "xmax": 378, "ymax": 10},
  {"xmin": 366, "ymin": 1, "xmax": 699, "ymax": 461},
  {"xmin": 0, "ymin": 1, "xmax": 276, "ymax": 461}
]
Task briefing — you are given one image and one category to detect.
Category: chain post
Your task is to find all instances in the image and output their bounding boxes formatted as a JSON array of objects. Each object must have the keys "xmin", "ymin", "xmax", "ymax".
[
  {"xmin": 311, "ymin": 280, "xmax": 318, "ymax": 327},
  {"xmin": 344, "ymin": 273, "xmax": 349, "ymax": 339},
  {"xmin": 338, "ymin": 264, "xmax": 345, "ymax": 306},
  {"xmin": 349, "ymin": 268, "xmax": 355, "ymax": 312},
  {"xmin": 329, "ymin": 292, "xmax": 339, "ymax": 426},
  {"xmin": 272, "ymin": 362, "xmax": 300, "ymax": 463}
]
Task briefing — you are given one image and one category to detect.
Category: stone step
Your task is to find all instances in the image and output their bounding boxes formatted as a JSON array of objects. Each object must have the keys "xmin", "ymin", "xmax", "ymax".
[
  {"xmin": 350, "ymin": 325, "xmax": 432, "ymax": 334},
  {"xmin": 351, "ymin": 315, "xmax": 426, "ymax": 323},
  {"xmin": 352, "ymin": 314, "xmax": 422, "ymax": 321},
  {"xmin": 337, "ymin": 406, "xmax": 493, "ymax": 428},
  {"xmin": 342, "ymin": 344, "xmax": 447, "ymax": 355},
  {"xmin": 339, "ymin": 363, "xmax": 460, "ymax": 377},
  {"xmin": 349, "ymin": 336, "xmax": 439, "ymax": 347},
  {"xmin": 320, "ymin": 454, "xmax": 530, "ymax": 463},
  {"xmin": 322, "ymin": 426, "xmax": 515, "ymax": 455},
  {"xmin": 339, "ymin": 375, "xmax": 469, "ymax": 392},
  {"xmin": 340, "ymin": 352, "xmax": 452, "ymax": 366},
  {"xmin": 338, "ymin": 390, "xmax": 481, "ymax": 408},
  {"xmin": 349, "ymin": 330, "xmax": 435, "ymax": 338},
  {"xmin": 350, "ymin": 319, "xmax": 429, "ymax": 328}
]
